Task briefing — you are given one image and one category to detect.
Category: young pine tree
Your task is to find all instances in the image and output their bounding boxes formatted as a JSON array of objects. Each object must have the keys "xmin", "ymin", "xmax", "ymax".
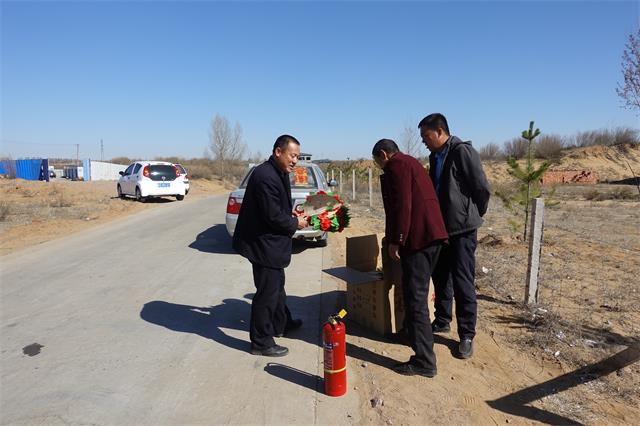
[{"xmin": 497, "ymin": 121, "xmax": 553, "ymax": 241}]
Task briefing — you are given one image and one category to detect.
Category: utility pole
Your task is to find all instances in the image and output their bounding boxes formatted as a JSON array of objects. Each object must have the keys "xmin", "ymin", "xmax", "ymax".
[
  {"xmin": 100, "ymin": 139, "xmax": 104, "ymax": 161},
  {"xmin": 76, "ymin": 144, "xmax": 80, "ymax": 165}
]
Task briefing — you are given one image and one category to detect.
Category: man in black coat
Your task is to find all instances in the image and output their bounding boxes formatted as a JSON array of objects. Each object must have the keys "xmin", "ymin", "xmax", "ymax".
[
  {"xmin": 232, "ymin": 134, "xmax": 308, "ymax": 357},
  {"xmin": 420, "ymin": 113, "xmax": 490, "ymax": 359}
]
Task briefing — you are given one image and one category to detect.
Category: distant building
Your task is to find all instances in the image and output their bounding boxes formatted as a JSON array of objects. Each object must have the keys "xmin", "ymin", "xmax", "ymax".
[
  {"xmin": 541, "ymin": 169, "xmax": 598, "ymax": 185},
  {"xmin": 300, "ymin": 153, "xmax": 312, "ymax": 161}
]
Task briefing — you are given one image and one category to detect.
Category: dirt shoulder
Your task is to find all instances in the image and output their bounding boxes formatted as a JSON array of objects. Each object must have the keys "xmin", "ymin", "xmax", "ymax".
[
  {"xmin": 327, "ymin": 188, "xmax": 639, "ymax": 425},
  {"xmin": 0, "ymin": 178, "xmax": 228, "ymax": 256}
]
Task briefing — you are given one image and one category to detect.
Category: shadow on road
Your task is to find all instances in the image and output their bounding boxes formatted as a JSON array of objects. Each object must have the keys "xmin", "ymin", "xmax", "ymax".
[
  {"xmin": 114, "ymin": 196, "xmax": 175, "ymax": 203},
  {"xmin": 189, "ymin": 224, "xmax": 236, "ymax": 254},
  {"xmin": 140, "ymin": 288, "xmax": 419, "ymax": 391},
  {"xmin": 486, "ymin": 344, "xmax": 640, "ymax": 425},
  {"xmin": 140, "ymin": 298, "xmax": 251, "ymax": 353},
  {"xmin": 264, "ymin": 363, "xmax": 322, "ymax": 392}
]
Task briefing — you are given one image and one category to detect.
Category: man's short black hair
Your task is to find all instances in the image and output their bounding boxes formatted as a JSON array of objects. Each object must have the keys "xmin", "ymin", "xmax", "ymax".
[
  {"xmin": 418, "ymin": 113, "xmax": 450, "ymax": 135},
  {"xmin": 372, "ymin": 139, "xmax": 400, "ymax": 157},
  {"xmin": 273, "ymin": 134, "xmax": 300, "ymax": 153}
]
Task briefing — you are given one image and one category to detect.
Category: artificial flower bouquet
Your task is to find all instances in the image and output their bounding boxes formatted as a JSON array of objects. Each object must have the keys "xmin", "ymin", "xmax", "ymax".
[{"xmin": 295, "ymin": 191, "xmax": 350, "ymax": 232}]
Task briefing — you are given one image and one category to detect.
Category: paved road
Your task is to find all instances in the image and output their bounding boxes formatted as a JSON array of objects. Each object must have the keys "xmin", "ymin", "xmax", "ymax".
[{"xmin": 1, "ymin": 195, "xmax": 359, "ymax": 424}]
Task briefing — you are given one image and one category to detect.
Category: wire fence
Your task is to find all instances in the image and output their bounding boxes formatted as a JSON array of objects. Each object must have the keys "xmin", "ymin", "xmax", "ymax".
[{"xmin": 340, "ymin": 177, "xmax": 639, "ymax": 388}]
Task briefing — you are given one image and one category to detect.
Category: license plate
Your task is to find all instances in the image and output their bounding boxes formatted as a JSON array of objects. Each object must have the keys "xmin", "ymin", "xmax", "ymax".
[{"xmin": 158, "ymin": 182, "xmax": 170, "ymax": 188}]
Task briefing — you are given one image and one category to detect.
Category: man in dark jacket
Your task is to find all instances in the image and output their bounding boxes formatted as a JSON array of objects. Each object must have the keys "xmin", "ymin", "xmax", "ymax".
[
  {"xmin": 419, "ymin": 113, "xmax": 490, "ymax": 359},
  {"xmin": 232, "ymin": 134, "xmax": 308, "ymax": 357},
  {"xmin": 373, "ymin": 139, "xmax": 448, "ymax": 378}
]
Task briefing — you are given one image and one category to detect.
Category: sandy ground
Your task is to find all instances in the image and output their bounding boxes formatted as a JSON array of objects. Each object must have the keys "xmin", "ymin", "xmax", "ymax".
[
  {"xmin": 328, "ymin": 185, "xmax": 639, "ymax": 425},
  {"xmin": 0, "ymin": 178, "xmax": 228, "ymax": 255},
  {"xmin": 1, "ymin": 170, "xmax": 638, "ymax": 425}
]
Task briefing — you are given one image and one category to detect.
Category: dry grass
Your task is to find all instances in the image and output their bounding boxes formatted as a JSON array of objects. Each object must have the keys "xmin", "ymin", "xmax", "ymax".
[
  {"xmin": 341, "ymin": 182, "xmax": 639, "ymax": 422},
  {"xmin": 0, "ymin": 177, "xmax": 228, "ymax": 255},
  {"xmin": 0, "ymin": 201, "xmax": 9, "ymax": 221}
]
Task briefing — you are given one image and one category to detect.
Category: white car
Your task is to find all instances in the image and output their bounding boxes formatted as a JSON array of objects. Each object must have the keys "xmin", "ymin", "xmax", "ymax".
[
  {"xmin": 174, "ymin": 163, "xmax": 190, "ymax": 195},
  {"xmin": 117, "ymin": 161, "xmax": 186, "ymax": 202},
  {"xmin": 226, "ymin": 162, "xmax": 337, "ymax": 246}
]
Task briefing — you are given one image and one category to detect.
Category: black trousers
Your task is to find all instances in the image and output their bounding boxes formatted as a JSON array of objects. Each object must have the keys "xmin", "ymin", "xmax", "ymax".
[
  {"xmin": 400, "ymin": 242, "xmax": 442, "ymax": 369},
  {"xmin": 432, "ymin": 229, "xmax": 478, "ymax": 340},
  {"xmin": 250, "ymin": 263, "xmax": 293, "ymax": 349}
]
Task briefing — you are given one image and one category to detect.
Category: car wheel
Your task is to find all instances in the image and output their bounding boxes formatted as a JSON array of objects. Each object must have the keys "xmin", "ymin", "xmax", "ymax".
[
  {"xmin": 317, "ymin": 234, "xmax": 328, "ymax": 247},
  {"xmin": 117, "ymin": 185, "xmax": 125, "ymax": 199},
  {"xmin": 135, "ymin": 187, "xmax": 146, "ymax": 203},
  {"xmin": 176, "ymin": 194, "xmax": 184, "ymax": 201}
]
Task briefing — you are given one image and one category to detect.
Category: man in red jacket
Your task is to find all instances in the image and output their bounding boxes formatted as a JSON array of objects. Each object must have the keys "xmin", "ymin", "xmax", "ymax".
[{"xmin": 373, "ymin": 139, "xmax": 448, "ymax": 377}]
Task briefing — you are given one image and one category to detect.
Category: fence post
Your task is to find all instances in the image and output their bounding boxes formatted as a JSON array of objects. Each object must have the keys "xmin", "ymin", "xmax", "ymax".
[
  {"xmin": 368, "ymin": 168, "xmax": 373, "ymax": 208},
  {"xmin": 339, "ymin": 170, "xmax": 343, "ymax": 195},
  {"xmin": 352, "ymin": 169, "xmax": 356, "ymax": 200},
  {"xmin": 525, "ymin": 198, "xmax": 544, "ymax": 305}
]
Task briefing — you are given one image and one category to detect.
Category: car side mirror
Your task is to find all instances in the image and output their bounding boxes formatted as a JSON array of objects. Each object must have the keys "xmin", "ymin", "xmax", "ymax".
[
  {"xmin": 119, "ymin": 171, "xmax": 124, "ymax": 176},
  {"xmin": 329, "ymin": 179, "xmax": 338, "ymax": 187}
]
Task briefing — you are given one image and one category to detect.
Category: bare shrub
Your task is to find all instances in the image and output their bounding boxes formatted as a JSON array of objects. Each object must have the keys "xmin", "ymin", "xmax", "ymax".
[
  {"xmin": 185, "ymin": 164, "xmax": 214, "ymax": 180},
  {"xmin": 503, "ymin": 137, "xmax": 528, "ymax": 159},
  {"xmin": 535, "ymin": 134, "xmax": 565, "ymax": 159},
  {"xmin": 584, "ymin": 187, "xmax": 636, "ymax": 201},
  {"xmin": 612, "ymin": 186, "xmax": 636, "ymax": 199},
  {"xmin": 479, "ymin": 143, "xmax": 503, "ymax": 161},
  {"xmin": 49, "ymin": 187, "xmax": 73, "ymax": 208},
  {"xmin": 0, "ymin": 201, "xmax": 10, "ymax": 221},
  {"xmin": 572, "ymin": 127, "xmax": 640, "ymax": 147},
  {"xmin": 109, "ymin": 156, "xmax": 132, "ymax": 165},
  {"xmin": 583, "ymin": 189, "xmax": 602, "ymax": 201},
  {"xmin": 612, "ymin": 127, "xmax": 640, "ymax": 145}
]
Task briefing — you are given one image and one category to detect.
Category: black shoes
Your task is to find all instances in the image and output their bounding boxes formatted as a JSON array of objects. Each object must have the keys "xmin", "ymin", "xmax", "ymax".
[
  {"xmin": 458, "ymin": 338, "xmax": 474, "ymax": 359},
  {"xmin": 276, "ymin": 318, "xmax": 303, "ymax": 337},
  {"xmin": 431, "ymin": 321, "xmax": 451, "ymax": 333},
  {"xmin": 251, "ymin": 344, "xmax": 289, "ymax": 357},
  {"xmin": 393, "ymin": 361, "xmax": 437, "ymax": 378}
]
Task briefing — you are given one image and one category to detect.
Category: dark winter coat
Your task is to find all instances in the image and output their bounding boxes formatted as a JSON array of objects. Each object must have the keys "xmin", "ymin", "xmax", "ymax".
[
  {"xmin": 428, "ymin": 136, "xmax": 490, "ymax": 236},
  {"xmin": 232, "ymin": 156, "xmax": 298, "ymax": 268}
]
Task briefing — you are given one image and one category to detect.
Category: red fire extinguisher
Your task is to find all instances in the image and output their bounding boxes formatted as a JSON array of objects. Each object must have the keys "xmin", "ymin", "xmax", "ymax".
[{"xmin": 323, "ymin": 309, "xmax": 347, "ymax": 397}]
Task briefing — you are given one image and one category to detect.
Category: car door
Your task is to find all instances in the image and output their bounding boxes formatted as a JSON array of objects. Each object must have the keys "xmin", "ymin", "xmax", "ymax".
[
  {"xmin": 130, "ymin": 163, "xmax": 142, "ymax": 193},
  {"xmin": 122, "ymin": 164, "xmax": 137, "ymax": 194},
  {"xmin": 120, "ymin": 164, "xmax": 133, "ymax": 194}
]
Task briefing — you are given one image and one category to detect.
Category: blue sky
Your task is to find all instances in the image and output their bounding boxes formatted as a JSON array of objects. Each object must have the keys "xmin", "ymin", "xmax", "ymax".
[{"xmin": 1, "ymin": 0, "xmax": 638, "ymax": 161}]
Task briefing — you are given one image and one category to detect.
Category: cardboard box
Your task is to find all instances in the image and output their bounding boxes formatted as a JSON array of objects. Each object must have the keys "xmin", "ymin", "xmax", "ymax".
[
  {"xmin": 340, "ymin": 235, "xmax": 405, "ymax": 335},
  {"xmin": 346, "ymin": 234, "xmax": 379, "ymax": 272}
]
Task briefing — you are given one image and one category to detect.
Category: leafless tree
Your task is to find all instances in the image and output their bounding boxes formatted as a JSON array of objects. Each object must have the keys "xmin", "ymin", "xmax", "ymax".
[
  {"xmin": 248, "ymin": 150, "xmax": 265, "ymax": 164},
  {"xmin": 478, "ymin": 143, "xmax": 503, "ymax": 161},
  {"xmin": 208, "ymin": 114, "xmax": 247, "ymax": 179},
  {"xmin": 617, "ymin": 29, "xmax": 640, "ymax": 113},
  {"xmin": 503, "ymin": 137, "xmax": 528, "ymax": 159},
  {"xmin": 535, "ymin": 134, "xmax": 565, "ymax": 159},
  {"xmin": 400, "ymin": 122, "xmax": 421, "ymax": 157},
  {"xmin": 573, "ymin": 127, "xmax": 640, "ymax": 147}
]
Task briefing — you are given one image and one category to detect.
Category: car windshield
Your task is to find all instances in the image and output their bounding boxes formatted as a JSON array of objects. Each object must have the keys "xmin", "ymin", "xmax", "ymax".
[{"xmin": 239, "ymin": 165, "xmax": 320, "ymax": 189}]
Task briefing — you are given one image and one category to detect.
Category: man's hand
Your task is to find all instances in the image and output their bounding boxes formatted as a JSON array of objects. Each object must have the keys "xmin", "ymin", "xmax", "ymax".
[
  {"xmin": 297, "ymin": 215, "xmax": 309, "ymax": 230},
  {"xmin": 388, "ymin": 243, "xmax": 401, "ymax": 261}
]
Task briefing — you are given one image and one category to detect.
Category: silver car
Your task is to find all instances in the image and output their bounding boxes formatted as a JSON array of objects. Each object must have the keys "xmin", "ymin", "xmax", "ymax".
[{"xmin": 225, "ymin": 161, "xmax": 337, "ymax": 246}]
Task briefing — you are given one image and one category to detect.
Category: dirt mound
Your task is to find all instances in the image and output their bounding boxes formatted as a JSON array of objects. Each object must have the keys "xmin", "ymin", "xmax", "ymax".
[{"xmin": 484, "ymin": 143, "xmax": 640, "ymax": 183}]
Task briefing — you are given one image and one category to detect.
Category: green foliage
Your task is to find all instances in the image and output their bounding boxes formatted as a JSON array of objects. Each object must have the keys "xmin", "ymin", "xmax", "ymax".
[{"xmin": 500, "ymin": 121, "xmax": 555, "ymax": 241}]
